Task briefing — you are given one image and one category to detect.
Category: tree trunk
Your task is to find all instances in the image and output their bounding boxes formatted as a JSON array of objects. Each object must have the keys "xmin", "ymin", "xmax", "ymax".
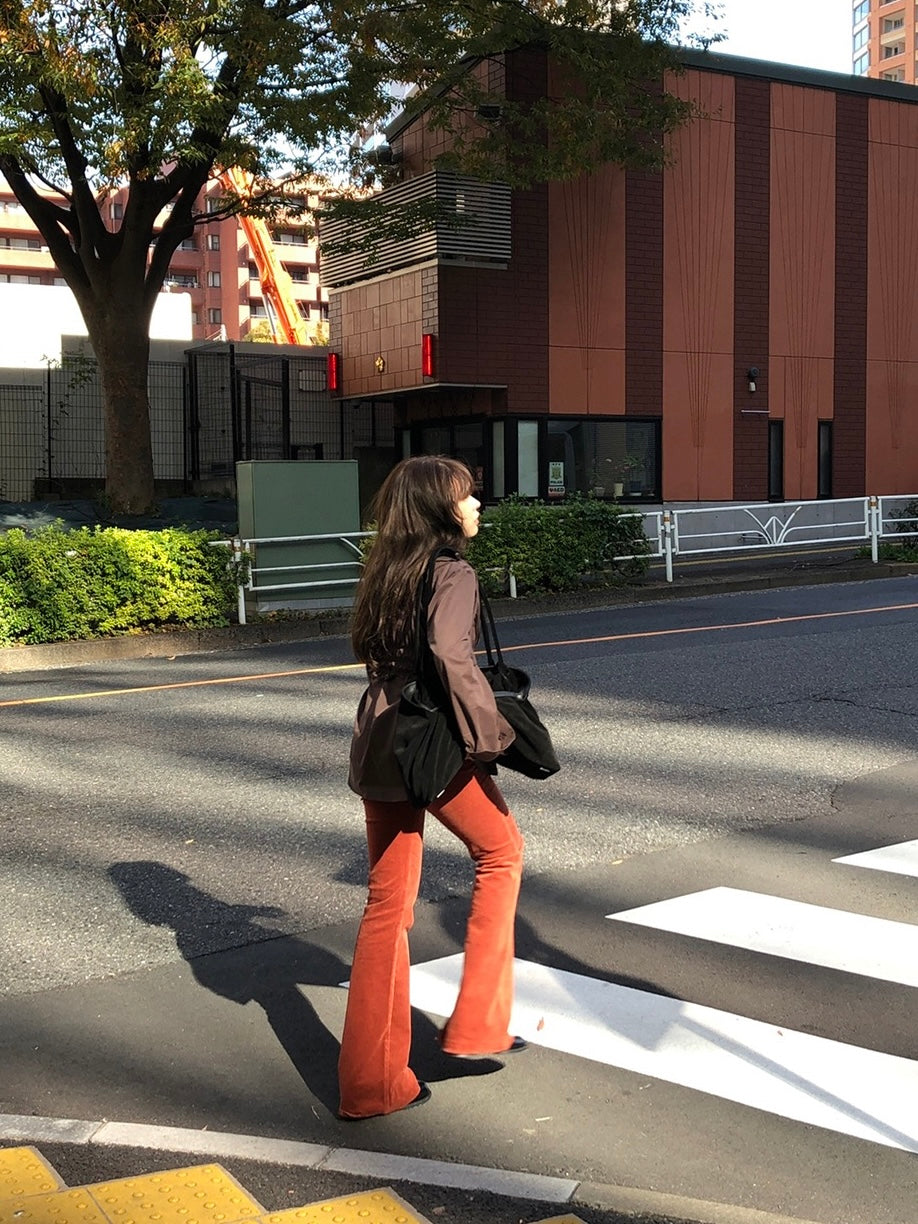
[{"xmin": 87, "ymin": 308, "xmax": 157, "ymax": 515}]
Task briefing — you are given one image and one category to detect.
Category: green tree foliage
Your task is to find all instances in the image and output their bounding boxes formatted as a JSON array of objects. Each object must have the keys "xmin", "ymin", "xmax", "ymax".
[{"xmin": 0, "ymin": 0, "xmax": 719, "ymax": 513}]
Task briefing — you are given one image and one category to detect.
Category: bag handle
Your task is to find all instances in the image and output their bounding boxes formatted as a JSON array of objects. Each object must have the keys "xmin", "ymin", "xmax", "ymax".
[{"xmin": 477, "ymin": 582, "xmax": 504, "ymax": 671}]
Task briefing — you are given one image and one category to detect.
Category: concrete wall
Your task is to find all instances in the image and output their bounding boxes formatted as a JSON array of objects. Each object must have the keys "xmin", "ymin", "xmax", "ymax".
[{"xmin": 0, "ymin": 283, "xmax": 192, "ymax": 368}]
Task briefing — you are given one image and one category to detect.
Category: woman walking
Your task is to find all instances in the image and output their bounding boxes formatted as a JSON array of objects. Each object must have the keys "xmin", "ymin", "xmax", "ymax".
[{"xmin": 338, "ymin": 455, "xmax": 526, "ymax": 1120}]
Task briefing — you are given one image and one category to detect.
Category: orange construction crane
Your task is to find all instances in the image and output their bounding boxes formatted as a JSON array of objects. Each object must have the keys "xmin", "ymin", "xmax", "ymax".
[{"xmin": 218, "ymin": 167, "xmax": 309, "ymax": 346}]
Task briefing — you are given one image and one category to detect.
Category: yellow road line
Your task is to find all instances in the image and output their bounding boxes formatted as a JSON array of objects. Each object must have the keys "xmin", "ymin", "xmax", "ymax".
[
  {"xmin": 510, "ymin": 599, "xmax": 918, "ymax": 651},
  {"xmin": 0, "ymin": 661, "xmax": 361, "ymax": 708},
  {"xmin": 1, "ymin": 599, "xmax": 916, "ymax": 710}
]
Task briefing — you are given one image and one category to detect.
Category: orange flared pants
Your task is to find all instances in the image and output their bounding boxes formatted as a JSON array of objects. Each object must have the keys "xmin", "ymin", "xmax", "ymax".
[{"xmin": 337, "ymin": 764, "xmax": 524, "ymax": 1119}]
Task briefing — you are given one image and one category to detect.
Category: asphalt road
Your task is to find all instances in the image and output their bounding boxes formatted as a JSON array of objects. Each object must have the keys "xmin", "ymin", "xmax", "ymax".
[{"xmin": 3, "ymin": 574, "xmax": 918, "ymax": 1224}]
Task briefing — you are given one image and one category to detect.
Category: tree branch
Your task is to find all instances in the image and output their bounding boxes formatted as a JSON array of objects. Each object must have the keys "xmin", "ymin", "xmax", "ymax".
[
  {"xmin": 36, "ymin": 83, "xmax": 114, "ymax": 265},
  {"xmin": 0, "ymin": 154, "xmax": 90, "ymax": 295}
]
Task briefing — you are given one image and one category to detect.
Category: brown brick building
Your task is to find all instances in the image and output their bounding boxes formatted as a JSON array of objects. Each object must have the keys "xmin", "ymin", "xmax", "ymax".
[{"xmin": 325, "ymin": 48, "xmax": 918, "ymax": 504}]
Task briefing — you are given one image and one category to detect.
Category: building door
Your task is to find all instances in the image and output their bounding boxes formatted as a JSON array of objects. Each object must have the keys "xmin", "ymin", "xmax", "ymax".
[{"xmin": 768, "ymin": 420, "xmax": 784, "ymax": 501}]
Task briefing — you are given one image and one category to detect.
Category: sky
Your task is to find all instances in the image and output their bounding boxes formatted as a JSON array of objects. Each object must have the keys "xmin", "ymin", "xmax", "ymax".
[{"xmin": 703, "ymin": 0, "xmax": 852, "ymax": 74}]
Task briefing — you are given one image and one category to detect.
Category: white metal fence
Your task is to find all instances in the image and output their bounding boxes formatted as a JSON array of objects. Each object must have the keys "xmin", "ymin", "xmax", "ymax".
[
  {"xmin": 232, "ymin": 531, "xmax": 371, "ymax": 623},
  {"xmin": 229, "ymin": 494, "xmax": 918, "ymax": 618},
  {"xmin": 631, "ymin": 494, "xmax": 918, "ymax": 583}
]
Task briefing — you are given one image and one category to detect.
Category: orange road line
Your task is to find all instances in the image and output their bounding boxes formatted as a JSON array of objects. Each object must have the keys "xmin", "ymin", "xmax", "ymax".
[
  {"xmin": 0, "ymin": 662, "xmax": 361, "ymax": 707},
  {"xmin": 1, "ymin": 599, "xmax": 916, "ymax": 710},
  {"xmin": 507, "ymin": 599, "xmax": 918, "ymax": 652}
]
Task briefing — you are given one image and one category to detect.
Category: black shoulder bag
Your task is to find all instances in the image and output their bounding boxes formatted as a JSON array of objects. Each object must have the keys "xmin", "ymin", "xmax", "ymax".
[
  {"xmin": 477, "ymin": 584, "xmax": 560, "ymax": 781},
  {"xmin": 393, "ymin": 550, "xmax": 560, "ymax": 808},
  {"xmin": 392, "ymin": 550, "xmax": 466, "ymax": 807}
]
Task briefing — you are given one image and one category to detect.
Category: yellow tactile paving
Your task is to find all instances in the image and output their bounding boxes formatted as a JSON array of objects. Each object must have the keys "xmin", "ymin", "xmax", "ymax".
[
  {"xmin": 0, "ymin": 1147, "xmax": 66, "ymax": 1200},
  {"xmin": 0, "ymin": 1187, "xmax": 111, "ymax": 1224},
  {"xmin": 86, "ymin": 1165, "xmax": 263, "ymax": 1224},
  {"xmin": 528, "ymin": 1216, "xmax": 587, "ymax": 1224},
  {"xmin": 263, "ymin": 1189, "xmax": 430, "ymax": 1224}
]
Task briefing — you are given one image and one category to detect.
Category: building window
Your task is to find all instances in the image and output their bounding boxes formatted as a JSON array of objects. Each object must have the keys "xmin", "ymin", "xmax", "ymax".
[
  {"xmin": 207, "ymin": 233, "xmax": 220, "ymax": 251},
  {"xmin": 853, "ymin": 25, "xmax": 869, "ymax": 49},
  {"xmin": 768, "ymin": 420, "xmax": 784, "ymax": 501},
  {"xmin": 883, "ymin": 41, "xmax": 905, "ymax": 56},
  {"xmin": 883, "ymin": 15, "xmax": 905, "ymax": 30},
  {"xmin": 208, "ymin": 307, "xmax": 222, "ymax": 324},
  {"xmin": 110, "ymin": 201, "xmax": 123, "ymax": 221},
  {"xmin": 179, "ymin": 237, "xmax": 197, "ymax": 250},
  {"xmin": 192, "ymin": 310, "xmax": 200, "ymax": 324},
  {"xmin": 545, "ymin": 418, "xmax": 660, "ymax": 500},
  {"xmin": 852, "ymin": 0, "xmax": 869, "ymax": 21},
  {"xmin": 414, "ymin": 422, "xmax": 487, "ymax": 494},
  {"xmin": 2, "ymin": 236, "xmax": 41, "ymax": 250},
  {"xmin": 882, "ymin": 66, "xmax": 906, "ymax": 79},
  {"xmin": 207, "ymin": 270, "xmax": 221, "ymax": 287},
  {"xmin": 854, "ymin": 50, "xmax": 870, "ymax": 72},
  {"xmin": 206, "ymin": 197, "xmax": 221, "ymax": 213},
  {"xmin": 818, "ymin": 422, "xmax": 833, "ymax": 498}
]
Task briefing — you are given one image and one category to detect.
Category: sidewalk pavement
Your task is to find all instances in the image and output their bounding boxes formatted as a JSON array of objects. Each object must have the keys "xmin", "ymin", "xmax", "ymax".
[{"xmin": 0, "ymin": 555, "xmax": 904, "ymax": 1224}]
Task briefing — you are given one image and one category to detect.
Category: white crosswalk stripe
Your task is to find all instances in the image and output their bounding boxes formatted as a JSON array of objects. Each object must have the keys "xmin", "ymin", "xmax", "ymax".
[
  {"xmin": 607, "ymin": 887, "xmax": 918, "ymax": 987},
  {"xmin": 409, "ymin": 838, "xmax": 918, "ymax": 1153},
  {"xmin": 834, "ymin": 838, "xmax": 918, "ymax": 879},
  {"xmin": 408, "ymin": 954, "xmax": 918, "ymax": 1152}
]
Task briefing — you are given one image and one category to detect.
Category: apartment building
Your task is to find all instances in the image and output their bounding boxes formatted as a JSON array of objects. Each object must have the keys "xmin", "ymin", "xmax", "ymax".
[
  {"xmin": 0, "ymin": 178, "xmax": 329, "ymax": 345},
  {"xmin": 853, "ymin": 0, "xmax": 917, "ymax": 83}
]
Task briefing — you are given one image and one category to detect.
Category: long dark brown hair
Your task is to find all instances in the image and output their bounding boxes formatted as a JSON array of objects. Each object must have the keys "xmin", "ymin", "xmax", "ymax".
[{"xmin": 351, "ymin": 455, "xmax": 474, "ymax": 674}]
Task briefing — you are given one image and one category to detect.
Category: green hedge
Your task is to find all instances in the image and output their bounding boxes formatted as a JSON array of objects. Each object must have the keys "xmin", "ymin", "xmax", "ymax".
[
  {"xmin": 0, "ymin": 525, "xmax": 241, "ymax": 646},
  {"xmin": 467, "ymin": 495, "xmax": 649, "ymax": 595}
]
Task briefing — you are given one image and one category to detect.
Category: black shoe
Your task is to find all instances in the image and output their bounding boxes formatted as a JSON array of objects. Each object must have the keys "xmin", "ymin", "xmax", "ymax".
[
  {"xmin": 406, "ymin": 1081, "xmax": 432, "ymax": 1108},
  {"xmin": 338, "ymin": 1081, "xmax": 431, "ymax": 1121},
  {"xmin": 445, "ymin": 1036, "xmax": 528, "ymax": 1059}
]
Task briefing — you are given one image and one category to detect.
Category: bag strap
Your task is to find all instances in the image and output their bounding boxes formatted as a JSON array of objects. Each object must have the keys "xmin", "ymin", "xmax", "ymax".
[{"xmin": 477, "ymin": 582, "xmax": 504, "ymax": 670}]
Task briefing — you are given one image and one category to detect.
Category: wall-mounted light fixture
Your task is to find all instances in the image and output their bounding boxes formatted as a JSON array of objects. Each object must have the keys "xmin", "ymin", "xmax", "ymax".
[
  {"xmin": 422, "ymin": 333, "xmax": 435, "ymax": 377},
  {"xmin": 326, "ymin": 352, "xmax": 340, "ymax": 392},
  {"xmin": 374, "ymin": 355, "xmax": 386, "ymax": 374},
  {"xmin": 747, "ymin": 366, "xmax": 760, "ymax": 393}
]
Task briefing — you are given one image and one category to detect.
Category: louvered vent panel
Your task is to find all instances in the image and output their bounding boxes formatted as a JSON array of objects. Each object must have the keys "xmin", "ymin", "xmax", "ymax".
[{"xmin": 321, "ymin": 172, "xmax": 511, "ymax": 287}]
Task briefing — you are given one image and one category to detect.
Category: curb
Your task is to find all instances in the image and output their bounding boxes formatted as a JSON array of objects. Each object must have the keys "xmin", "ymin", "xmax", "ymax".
[
  {"xmin": 0, "ymin": 1114, "xmax": 826, "ymax": 1224},
  {"xmin": 1, "ymin": 562, "xmax": 914, "ymax": 675}
]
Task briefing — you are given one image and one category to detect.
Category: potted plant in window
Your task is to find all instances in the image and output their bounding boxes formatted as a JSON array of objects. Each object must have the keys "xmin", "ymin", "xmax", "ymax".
[
  {"xmin": 611, "ymin": 454, "xmax": 642, "ymax": 498},
  {"xmin": 589, "ymin": 458, "xmax": 611, "ymax": 497}
]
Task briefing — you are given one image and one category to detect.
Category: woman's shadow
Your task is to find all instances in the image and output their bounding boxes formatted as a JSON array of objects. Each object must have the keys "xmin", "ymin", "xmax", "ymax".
[
  {"xmin": 109, "ymin": 860, "xmax": 499, "ymax": 1119},
  {"xmin": 109, "ymin": 860, "xmax": 348, "ymax": 1115}
]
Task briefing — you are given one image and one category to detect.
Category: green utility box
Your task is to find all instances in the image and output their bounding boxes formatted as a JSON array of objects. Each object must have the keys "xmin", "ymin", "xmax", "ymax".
[{"xmin": 236, "ymin": 460, "xmax": 362, "ymax": 613}]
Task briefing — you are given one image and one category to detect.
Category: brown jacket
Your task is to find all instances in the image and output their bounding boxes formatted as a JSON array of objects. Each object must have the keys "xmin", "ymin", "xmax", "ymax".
[{"xmin": 348, "ymin": 554, "xmax": 516, "ymax": 802}]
